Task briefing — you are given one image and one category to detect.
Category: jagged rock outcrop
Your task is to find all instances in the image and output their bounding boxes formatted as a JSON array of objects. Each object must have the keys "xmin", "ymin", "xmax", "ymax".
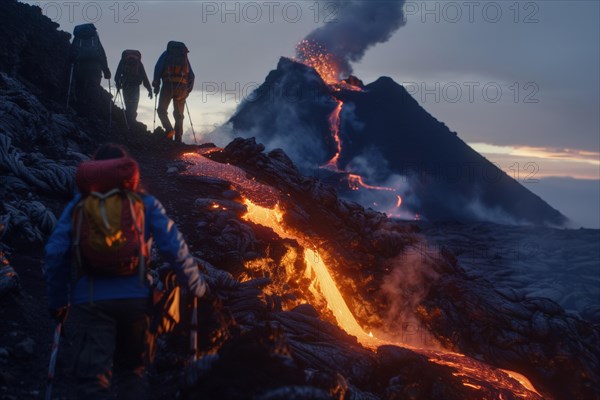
[
  {"xmin": 0, "ymin": 73, "xmax": 90, "ymax": 245},
  {"xmin": 0, "ymin": 0, "xmax": 71, "ymax": 102}
]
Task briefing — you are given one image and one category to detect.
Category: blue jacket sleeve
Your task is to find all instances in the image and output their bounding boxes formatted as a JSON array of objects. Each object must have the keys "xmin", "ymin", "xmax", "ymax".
[
  {"xmin": 143, "ymin": 195, "xmax": 206, "ymax": 298},
  {"xmin": 44, "ymin": 197, "xmax": 79, "ymax": 309},
  {"xmin": 153, "ymin": 52, "xmax": 167, "ymax": 87}
]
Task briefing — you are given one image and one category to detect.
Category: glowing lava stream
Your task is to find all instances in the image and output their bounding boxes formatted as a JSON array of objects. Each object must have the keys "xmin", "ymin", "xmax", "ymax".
[
  {"xmin": 243, "ymin": 198, "xmax": 380, "ymax": 347},
  {"xmin": 181, "ymin": 152, "xmax": 540, "ymax": 397},
  {"xmin": 244, "ymin": 193, "xmax": 376, "ymax": 340},
  {"xmin": 242, "ymin": 197, "xmax": 541, "ymax": 398},
  {"xmin": 322, "ymin": 99, "xmax": 397, "ymax": 196},
  {"xmin": 324, "ymin": 100, "xmax": 343, "ymax": 169}
]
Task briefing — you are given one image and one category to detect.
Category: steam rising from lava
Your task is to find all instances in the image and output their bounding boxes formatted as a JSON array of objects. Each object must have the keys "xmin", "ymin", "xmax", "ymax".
[
  {"xmin": 380, "ymin": 252, "xmax": 441, "ymax": 348},
  {"xmin": 298, "ymin": 0, "xmax": 407, "ymax": 78}
]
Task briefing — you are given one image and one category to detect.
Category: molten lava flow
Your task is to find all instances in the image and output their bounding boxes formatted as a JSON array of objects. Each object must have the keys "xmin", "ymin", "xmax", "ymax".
[
  {"xmin": 242, "ymin": 198, "xmax": 380, "ymax": 347},
  {"xmin": 348, "ymin": 174, "xmax": 395, "ymax": 192},
  {"xmin": 296, "ymin": 40, "xmax": 401, "ymax": 202},
  {"xmin": 180, "ymin": 152, "xmax": 542, "ymax": 398},
  {"xmin": 303, "ymin": 247, "xmax": 379, "ymax": 345},
  {"xmin": 324, "ymin": 100, "xmax": 343, "ymax": 169},
  {"xmin": 242, "ymin": 199, "xmax": 290, "ymax": 240},
  {"xmin": 241, "ymin": 197, "xmax": 542, "ymax": 399}
]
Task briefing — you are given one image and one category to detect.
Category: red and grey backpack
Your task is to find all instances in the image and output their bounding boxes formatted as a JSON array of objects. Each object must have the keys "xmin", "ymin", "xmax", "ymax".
[
  {"xmin": 72, "ymin": 157, "xmax": 148, "ymax": 279},
  {"xmin": 121, "ymin": 49, "xmax": 142, "ymax": 80}
]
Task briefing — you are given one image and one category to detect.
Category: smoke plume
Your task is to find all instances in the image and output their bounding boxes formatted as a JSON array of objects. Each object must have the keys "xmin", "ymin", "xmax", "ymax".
[{"xmin": 300, "ymin": 0, "xmax": 407, "ymax": 77}]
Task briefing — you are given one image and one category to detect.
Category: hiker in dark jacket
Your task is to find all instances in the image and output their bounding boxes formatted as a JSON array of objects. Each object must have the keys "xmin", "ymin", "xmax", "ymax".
[
  {"xmin": 153, "ymin": 41, "xmax": 195, "ymax": 143},
  {"xmin": 44, "ymin": 143, "xmax": 207, "ymax": 399},
  {"xmin": 69, "ymin": 23, "xmax": 111, "ymax": 116},
  {"xmin": 115, "ymin": 50, "xmax": 153, "ymax": 127}
]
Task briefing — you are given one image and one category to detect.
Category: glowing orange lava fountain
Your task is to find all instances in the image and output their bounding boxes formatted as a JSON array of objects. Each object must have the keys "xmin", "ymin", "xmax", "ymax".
[{"xmin": 296, "ymin": 40, "xmax": 400, "ymax": 202}]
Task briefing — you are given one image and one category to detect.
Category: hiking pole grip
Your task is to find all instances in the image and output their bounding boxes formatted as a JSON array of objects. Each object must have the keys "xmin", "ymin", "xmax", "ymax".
[
  {"xmin": 190, "ymin": 296, "xmax": 198, "ymax": 362},
  {"xmin": 45, "ymin": 322, "xmax": 63, "ymax": 400}
]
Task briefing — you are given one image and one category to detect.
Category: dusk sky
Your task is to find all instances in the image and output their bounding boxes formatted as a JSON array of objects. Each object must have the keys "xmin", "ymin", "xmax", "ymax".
[{"xmin": 26, "ymin": 0, "xmax": 600, "ymax": 227}]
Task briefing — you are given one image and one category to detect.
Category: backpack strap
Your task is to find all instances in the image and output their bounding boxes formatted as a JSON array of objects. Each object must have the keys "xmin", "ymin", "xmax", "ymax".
[
  {"xmin": 91, "ymin": 188, "xmax": 121, "ymax": 230},
  {"xmin": 73, "ymin": 202, "xmax": 84, "ymax": 270},
  {"xmin": 72, "ymin": 200, "xmax": 95, "ymax": 305},
  {"xmin": 126, "ymin": 191, "xmax": 146, "ymax": 285}
]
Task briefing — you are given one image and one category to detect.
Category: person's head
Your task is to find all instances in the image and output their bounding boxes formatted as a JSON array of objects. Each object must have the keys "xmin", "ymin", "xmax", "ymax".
[{"xmin": 93, "ymin": 143, "xmax": 130, "ymax": 160}]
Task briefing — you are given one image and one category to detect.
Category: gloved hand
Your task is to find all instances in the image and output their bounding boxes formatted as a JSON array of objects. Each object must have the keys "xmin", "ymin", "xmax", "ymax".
[
  {"xmin": 148, "ymin": 90, "xmax": 153, "ymax": 99},
  {"xmin": 153, "ymin": 86, "xmax": 160, "ymax": 95},
  {"xmin": 104, "ymin": 70, "xmax": 111, "ymax": 80},
  {"xmin": 49, "ymin": 306, "xmax": 69, "ymax": 323}
]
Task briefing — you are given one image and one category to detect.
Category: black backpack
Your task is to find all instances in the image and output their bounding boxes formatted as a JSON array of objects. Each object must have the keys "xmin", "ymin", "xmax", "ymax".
[
  {"xmin": 121, "ymin": 49, "xmax": 142, "ymax": 79},
  {"xmin": 73, "ymin": 23, "xmax": 102, "ymax": 63},
  {"xmin": 163, "ymin": 41, "xmax": 190, "ymax": 83}
]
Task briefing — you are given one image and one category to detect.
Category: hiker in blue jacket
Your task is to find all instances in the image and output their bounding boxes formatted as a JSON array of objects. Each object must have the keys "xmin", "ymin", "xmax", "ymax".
[{"xmin": 44, "ymin": 143, "xmax": 207, "ymax": 399}]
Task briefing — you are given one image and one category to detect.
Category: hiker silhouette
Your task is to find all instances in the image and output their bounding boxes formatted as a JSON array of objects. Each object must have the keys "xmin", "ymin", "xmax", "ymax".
[
  {"xmin": 115, "ymin": 50, "xmax": 153, "ymax": 128},
  {"xmin": 153, "ymin": 41, "xmax": 195, "ymax": 143},
  {"xmin": 68, "ymin": 23, "xmax": 111, "ymax": 117}
]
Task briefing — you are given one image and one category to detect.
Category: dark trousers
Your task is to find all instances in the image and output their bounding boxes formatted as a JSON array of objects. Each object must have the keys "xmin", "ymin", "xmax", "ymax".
[
  {"xmin": 74, "ymin": 66, "xmax": 102, "ymax": 116},
  {"xmin": 157, "ymin": 82, "xmax": 188, "ymax": 142},
  {"xmin": 71, "ymin": 298, "xmax": 151, "ymax": 400},
  {"xmin": 122, "ymin": 85, "xmax": 140, "ymax": 127}
]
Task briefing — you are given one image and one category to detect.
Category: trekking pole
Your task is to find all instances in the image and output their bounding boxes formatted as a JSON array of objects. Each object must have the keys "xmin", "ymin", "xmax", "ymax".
[
  {"xmin": 66, "ymin": 64, "xmax": 74, "ymax": 108},
  {"xmin": 117, "ymin": 90, "xmax": 129, "ymax": 131},
  {"xmin": 108, "ymin": 79, "xmax": 113, "ymax": 131},
  {"xmin": 153, "ymin": 94, "xmax": 158, "ymax": 132},
  {"xmin": 190, "ymin": 296, "xmax": 198, "ymax": 362},
  {"xmin": 185, "ymin": 102, "xmax": 198, "ymax": 145},
  {"xmin": 45, "ymin": 322, "xmax": 63, "ymax": 400}
]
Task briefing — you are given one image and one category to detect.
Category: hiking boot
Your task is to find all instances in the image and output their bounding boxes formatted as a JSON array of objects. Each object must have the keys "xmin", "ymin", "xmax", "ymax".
[{"xmin": 166, "ymin": 130, "xmax": 176, "ymax": 140}]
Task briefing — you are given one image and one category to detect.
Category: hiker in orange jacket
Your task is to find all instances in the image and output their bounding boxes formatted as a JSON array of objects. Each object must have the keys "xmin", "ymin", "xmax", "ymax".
[{"xmin": 153, "ymin": 41, "xmax": 195, "ymax": 143}]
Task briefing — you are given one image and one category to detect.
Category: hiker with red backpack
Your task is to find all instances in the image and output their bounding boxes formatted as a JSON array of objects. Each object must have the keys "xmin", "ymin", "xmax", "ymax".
[
  {"xmin": 115, "ymin": 50, "xmax": 153, "ymax": 128},
  {"xmin": 43, "ymin": 143, "xmax": 207, "ymax": 399},
  {"xmin": 68, "ymin": 23, "xmax": 111, "ymax": 116},
  {"xmin": 153, "ymin": 41, "xmax": 195, "ymax": 143}
]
